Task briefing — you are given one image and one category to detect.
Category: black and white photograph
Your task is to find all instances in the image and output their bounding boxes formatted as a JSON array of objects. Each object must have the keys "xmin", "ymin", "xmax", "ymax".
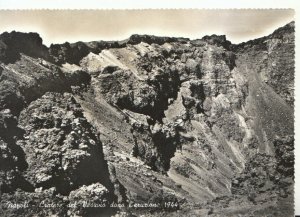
[{"xmin": 0, "ymin": 7, "xmax": 297, "ymax": 216}]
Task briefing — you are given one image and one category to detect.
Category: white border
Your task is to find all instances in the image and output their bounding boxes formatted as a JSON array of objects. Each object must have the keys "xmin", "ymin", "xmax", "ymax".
[
  {"xmin": 0, "ymin": 0, "xmax": 298, "ymax": 9},
  {"xmin": 0, "ymin": 0, "xmax": 299, "ymax": 215}
]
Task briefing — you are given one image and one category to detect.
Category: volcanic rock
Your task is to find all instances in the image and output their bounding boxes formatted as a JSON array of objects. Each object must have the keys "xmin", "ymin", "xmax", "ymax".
[{"xmin": 0, "ymin": 21, "xmax": 294, "ymax": 216}]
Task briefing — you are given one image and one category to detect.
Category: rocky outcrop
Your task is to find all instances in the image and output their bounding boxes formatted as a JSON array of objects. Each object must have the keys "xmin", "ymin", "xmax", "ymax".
[
  {"xmin": 0, "ymin": 53, "xmax": 91, "ymax": 115},
  {"xmin": 0, "ymin": 21, "xmax": 294, "ymax": 216},
  {"xmin": 0, "ymin": 31, "xmax": 50, "ymax": 64},
  {"xmin": 17, "ymin": 93, "xmax": 113, "ymax": 194},
  {"xmin": 0, "ymin": 93, "xmax": 118, "ymax": 216},
  {"xmin": 201, "ymin": 34, "xmax": 232, "ymax": 50}
]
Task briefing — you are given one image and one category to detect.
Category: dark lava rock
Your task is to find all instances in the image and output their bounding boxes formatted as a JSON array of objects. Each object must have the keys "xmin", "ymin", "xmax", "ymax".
[
  {"xmin": 201, "ymin": 34, "xmax": 232, "ymax": 50},
  {"xmin": 126, "ymin": 34, "xmax": 188, "ymax": 45},
  {"xmin": 0, "ymin": 31, "xmax": 50, "ymax": 64},
  {"xmin": 17, "ymin": 92, "xmax": 113, "ymax": 195}
]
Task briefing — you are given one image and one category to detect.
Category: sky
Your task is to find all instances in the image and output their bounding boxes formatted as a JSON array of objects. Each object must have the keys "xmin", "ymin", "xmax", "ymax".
[{"xmin": 0, "ymin": 9, "xmax": 295, "ymax": 46}]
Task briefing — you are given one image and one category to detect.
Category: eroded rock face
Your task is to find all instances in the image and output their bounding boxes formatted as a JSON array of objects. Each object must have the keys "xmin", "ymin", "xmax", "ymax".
[
  {"xmin": 17, "ymin": 93, "xmax": 113, "ymax": 194},
  {"xmin": 233, "ymin": 21, "xmax": 295, "ymax": 106},
  {"xmin": 0, "ymin": 22, "xmax": 294, "ymax": 216}
]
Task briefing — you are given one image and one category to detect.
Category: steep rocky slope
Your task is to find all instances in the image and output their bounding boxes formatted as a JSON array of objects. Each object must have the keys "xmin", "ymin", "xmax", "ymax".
[{"xmin": 0, "ymin": 21, "xmax": 294, "ymax": 216}]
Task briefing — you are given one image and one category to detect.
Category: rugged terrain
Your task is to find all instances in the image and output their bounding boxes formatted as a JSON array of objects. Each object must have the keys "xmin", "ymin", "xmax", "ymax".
[{"xmin": 0, "ymin": 21, "xmax": 294, "ymax": 216}]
